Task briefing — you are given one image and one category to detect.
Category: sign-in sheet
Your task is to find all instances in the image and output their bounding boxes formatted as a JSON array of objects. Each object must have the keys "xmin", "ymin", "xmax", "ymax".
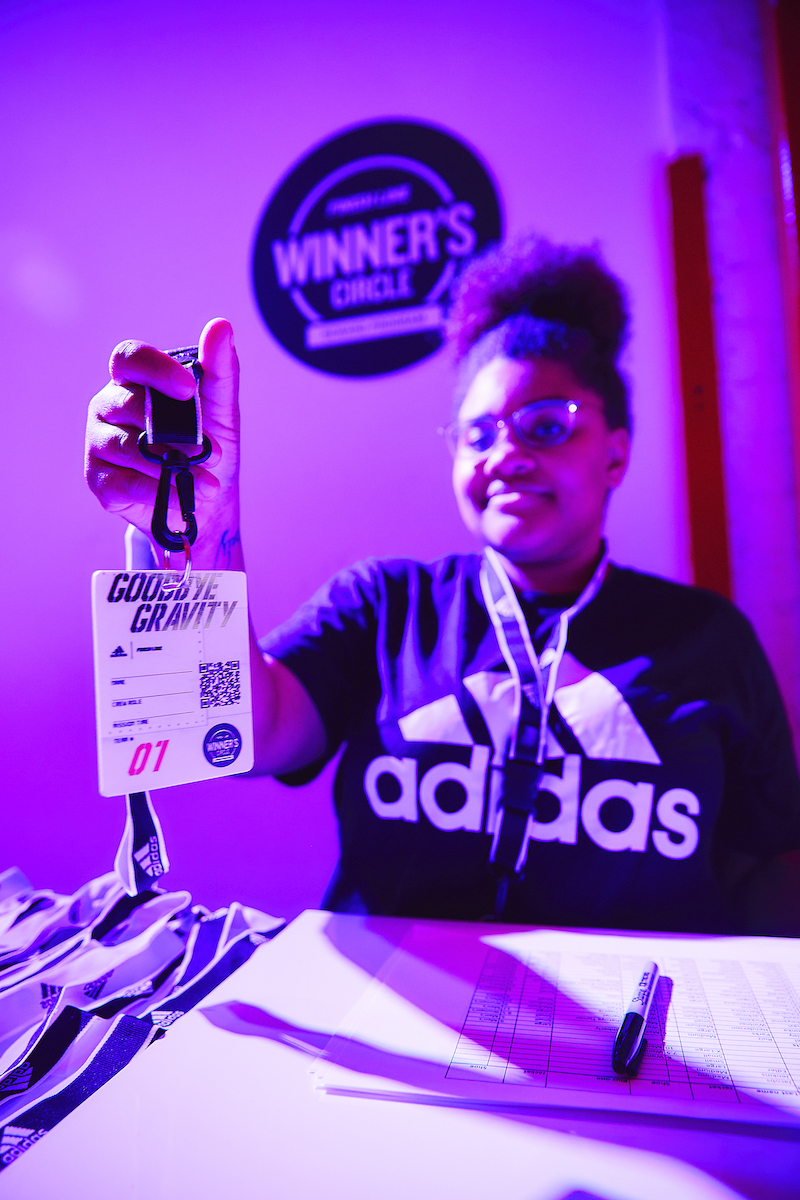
[{"xmin": 315, "ymin": 923, "xmax": 800, "ymax": 1125}]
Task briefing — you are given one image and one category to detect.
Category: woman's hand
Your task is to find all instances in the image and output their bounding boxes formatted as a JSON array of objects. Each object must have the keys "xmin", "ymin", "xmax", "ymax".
[{"xmin": 85, "ymin": 317, "xmax": 241, "ymax": 569}]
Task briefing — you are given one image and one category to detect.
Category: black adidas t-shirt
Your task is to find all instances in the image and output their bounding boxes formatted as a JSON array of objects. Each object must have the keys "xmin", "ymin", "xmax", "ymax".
[{"xmin": 261, "ymin": 556, "xmax": 800, "ymax": 932}]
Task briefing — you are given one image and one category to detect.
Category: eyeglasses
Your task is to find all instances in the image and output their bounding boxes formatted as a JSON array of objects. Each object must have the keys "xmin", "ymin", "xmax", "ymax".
[{"xmin": 442, "ymin": 398, "xmax": 582, "ymax": 457}]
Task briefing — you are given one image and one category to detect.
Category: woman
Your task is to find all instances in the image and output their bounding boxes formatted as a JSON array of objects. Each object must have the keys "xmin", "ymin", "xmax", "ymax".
[{"xmin": 86, "ymin": 234, "xmax": 800, "ymax": 932}]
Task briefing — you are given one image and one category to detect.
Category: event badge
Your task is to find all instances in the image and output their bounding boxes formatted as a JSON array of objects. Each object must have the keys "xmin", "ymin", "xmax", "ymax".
[{"xmin": 91, "ymin": 569, "xmax": 254, "ymax": 796}]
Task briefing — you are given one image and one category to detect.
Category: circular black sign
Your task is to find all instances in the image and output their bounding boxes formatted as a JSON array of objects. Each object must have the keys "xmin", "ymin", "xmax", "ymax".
[{"xmin": 252, "ymin": 120, "xmax": 503, "ymax": 377}]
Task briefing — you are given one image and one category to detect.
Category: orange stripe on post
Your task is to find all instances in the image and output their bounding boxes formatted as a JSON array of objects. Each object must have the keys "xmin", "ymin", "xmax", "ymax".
[
  {"xmin": 769, "ymin": 0, "xmax": 800, "ymax": 561},
  {"xmin": 668, "ymin": 153, "xmax": 732, "ymax": 599}
]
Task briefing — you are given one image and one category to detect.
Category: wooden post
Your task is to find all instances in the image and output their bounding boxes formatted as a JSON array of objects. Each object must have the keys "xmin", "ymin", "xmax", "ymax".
[{"xmin": 667, "ymin": 154, "xmax": 732, "ymax": 598}]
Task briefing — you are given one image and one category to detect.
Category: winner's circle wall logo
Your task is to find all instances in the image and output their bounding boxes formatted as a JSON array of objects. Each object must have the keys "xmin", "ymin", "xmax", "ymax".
[{"xmin": 252, "ymin": 120, "xmax": 503, "ymax": 376}]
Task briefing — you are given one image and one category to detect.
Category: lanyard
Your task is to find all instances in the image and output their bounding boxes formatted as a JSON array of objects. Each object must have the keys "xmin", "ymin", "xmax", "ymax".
[
  {"xmin": 122, "ymin": 346, "xmax": 206, "ymax": 897},
  {"xmin": 114, "ymin": 792, "xmax": 170, "ymax": 897},
  {"xmin": 479, "ymin": 543, "xmax": 608, "ymax": 913},
  {"xmin": 0, "ymin": 873, "xmax": 284, "ymax": 1170}
]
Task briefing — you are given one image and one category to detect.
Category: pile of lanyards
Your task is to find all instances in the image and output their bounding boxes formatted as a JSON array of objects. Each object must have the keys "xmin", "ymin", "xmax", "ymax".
[{"xmin": 0, "ymin": 858, "xmax": 283, "ymax": 1171}]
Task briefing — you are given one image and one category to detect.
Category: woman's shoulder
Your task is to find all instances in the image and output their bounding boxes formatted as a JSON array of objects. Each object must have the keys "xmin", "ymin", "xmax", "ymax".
[{"xmin": 592, "ymin": 563, "xmax": 762, "ymax": 660}]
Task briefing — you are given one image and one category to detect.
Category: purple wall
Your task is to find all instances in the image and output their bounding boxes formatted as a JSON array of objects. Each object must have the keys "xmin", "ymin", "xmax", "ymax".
[{"xmin": 1, "ymin": 0, "xmax": 689, "ymax": 917}]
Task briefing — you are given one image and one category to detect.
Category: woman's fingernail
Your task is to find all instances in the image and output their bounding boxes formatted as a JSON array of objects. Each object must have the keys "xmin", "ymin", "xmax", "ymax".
[{"xmin": 171, "ymin": 365, "xmax": 195, "ymax": 395}]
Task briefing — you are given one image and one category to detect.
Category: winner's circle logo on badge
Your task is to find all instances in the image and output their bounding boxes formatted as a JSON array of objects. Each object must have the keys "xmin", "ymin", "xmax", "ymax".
[
  {"xmin": 252, "ymin": 119, "xmax": 503, "ymax": 377},
  {"xmin": 203, "ymin": 724, "xmax": 242, "ymax": 768}
]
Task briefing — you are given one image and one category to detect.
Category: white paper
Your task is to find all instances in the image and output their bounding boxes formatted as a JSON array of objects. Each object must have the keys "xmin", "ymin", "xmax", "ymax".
[
  {"xmin": 92, "ymin": 569, "xmax": 253, "ymax": 795},
  {"xmin": 315, "ymin": 921, "xmax": 800, "ymax": 1126}
]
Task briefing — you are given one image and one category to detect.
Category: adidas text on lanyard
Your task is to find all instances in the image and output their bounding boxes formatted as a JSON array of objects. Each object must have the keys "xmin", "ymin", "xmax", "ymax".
[{"xmin": 480, "ymin": 543, "xmax": 608, "ymax": 918}]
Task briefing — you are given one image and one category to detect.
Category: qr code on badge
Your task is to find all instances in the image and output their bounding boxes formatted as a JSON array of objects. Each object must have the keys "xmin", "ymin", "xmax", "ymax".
[{"xmin": 199, "ymin": 661, "xmax": 241, "ymax": 708}]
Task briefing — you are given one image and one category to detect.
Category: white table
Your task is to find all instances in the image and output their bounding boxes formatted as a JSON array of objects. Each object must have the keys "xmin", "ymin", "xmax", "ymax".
[{"xmin": 2, "ymin": 911, "xmax": 798, "ymax": 1200}]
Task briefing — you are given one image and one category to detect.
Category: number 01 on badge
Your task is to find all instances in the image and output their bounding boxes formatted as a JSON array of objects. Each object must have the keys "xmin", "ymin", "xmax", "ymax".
[{"xmin": 91, "ymin": 569, "xmax": 254, "ymax": 796}]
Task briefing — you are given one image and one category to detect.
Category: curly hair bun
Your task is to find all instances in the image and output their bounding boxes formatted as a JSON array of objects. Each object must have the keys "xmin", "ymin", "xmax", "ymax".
[{"xmin": 447, "ymin": 231, "xmax": 629, "ymax": 365}]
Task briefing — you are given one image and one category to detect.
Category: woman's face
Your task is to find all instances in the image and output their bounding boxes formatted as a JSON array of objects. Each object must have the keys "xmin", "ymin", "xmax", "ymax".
[{"xmin": 451, "ymin": 356, "xmax": 629, "ymax": 579}]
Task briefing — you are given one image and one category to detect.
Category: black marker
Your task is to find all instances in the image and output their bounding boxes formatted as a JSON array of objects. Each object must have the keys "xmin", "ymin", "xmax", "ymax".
[{"xmin": 612, "ymin": 961, "xmax": 659, "ymax": 1077}]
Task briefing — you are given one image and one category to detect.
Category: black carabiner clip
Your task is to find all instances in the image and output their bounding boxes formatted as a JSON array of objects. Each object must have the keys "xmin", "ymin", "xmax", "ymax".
[
  {"xmin": 138, "ymin": 436, "xmax": 213, "ymax": 551},
  {"xmin": 137, "ymin": 345, "xmax": 212, "ymax": 552}
]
